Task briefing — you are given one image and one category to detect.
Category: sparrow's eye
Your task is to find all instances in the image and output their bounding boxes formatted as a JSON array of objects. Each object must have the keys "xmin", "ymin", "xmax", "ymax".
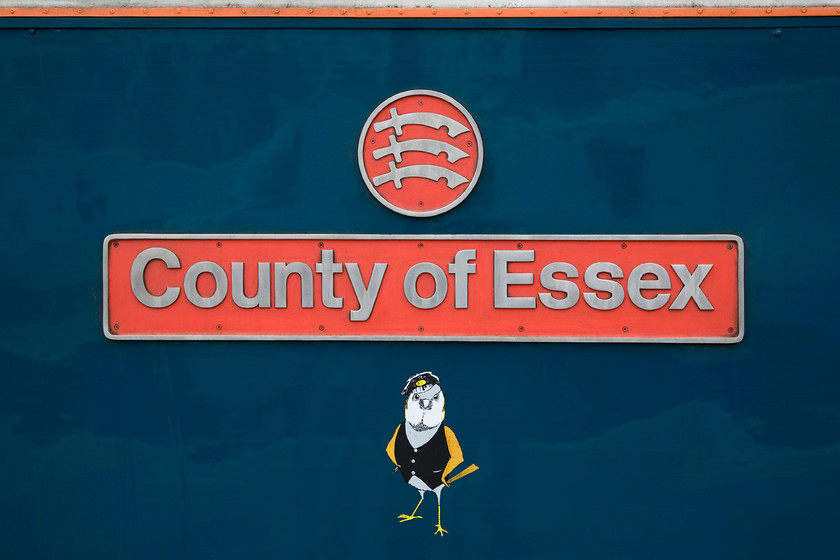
[
  {"xmin": 412, "ymin": 394, "xmax": 419, "ymax": 401},
  {"xmin": 433, "ymin": 394, "xmax": 439, "ymax": 400}
]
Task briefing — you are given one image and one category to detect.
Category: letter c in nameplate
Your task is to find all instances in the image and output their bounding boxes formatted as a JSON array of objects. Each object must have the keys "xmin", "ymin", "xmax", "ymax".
[{"xmin": 104, "ymin": 234, "xmax": 743, "ymax": 343}]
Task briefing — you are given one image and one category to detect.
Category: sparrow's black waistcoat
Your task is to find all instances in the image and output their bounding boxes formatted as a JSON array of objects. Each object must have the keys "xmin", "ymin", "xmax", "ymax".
[{"xmin": 394, "ymin": 423, "xmax": 450, "ymax": 488}]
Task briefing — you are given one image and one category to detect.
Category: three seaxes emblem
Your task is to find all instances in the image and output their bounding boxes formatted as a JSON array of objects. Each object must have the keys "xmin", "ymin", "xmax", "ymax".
[{"xmin": 359, "ymin": 90, "xmax": 483, "ymax": 217}]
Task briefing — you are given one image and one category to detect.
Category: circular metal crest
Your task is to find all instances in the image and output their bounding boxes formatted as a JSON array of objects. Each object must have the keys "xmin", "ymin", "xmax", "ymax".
[{"xmin": 358, "ymin": 90, "xmax": 483, "ymax": 218}]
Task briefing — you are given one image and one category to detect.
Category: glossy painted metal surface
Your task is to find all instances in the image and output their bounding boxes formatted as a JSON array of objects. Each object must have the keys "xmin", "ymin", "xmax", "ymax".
[{"xmin": 2, "ymin": 14, "xmax": 839, "ymax": 560}]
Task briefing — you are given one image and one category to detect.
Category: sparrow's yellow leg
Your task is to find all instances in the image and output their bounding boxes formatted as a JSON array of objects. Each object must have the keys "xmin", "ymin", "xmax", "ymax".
[
  {"xmin": 434, "ymin": 505, "xmax": 447, "ymax": 536},
  {"xmin": 398, "ymin": 497, "xmax": 423, "ymax": 522}
]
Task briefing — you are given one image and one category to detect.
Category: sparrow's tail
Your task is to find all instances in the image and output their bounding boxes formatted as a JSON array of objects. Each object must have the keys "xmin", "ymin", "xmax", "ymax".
[{"xmin": 445, "ymin": 464, "xmax": 479, "ymax": 484}]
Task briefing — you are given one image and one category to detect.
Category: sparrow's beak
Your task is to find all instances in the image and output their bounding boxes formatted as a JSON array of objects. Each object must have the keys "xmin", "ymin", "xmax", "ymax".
[{"xmin": 419, "ymin": 399, "xmax": 433, "ymax": 410}]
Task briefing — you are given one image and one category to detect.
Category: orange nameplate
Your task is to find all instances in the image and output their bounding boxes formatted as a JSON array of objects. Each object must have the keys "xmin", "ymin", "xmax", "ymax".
[{"xmin": 104, "ymin": 234, "xmax": 743, "ymax": 342}]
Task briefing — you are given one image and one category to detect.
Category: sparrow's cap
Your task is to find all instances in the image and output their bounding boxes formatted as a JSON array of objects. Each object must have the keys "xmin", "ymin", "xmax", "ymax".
[{"xmin": 401, "ymin": 371, "xmax": 441, "ymax": 396}]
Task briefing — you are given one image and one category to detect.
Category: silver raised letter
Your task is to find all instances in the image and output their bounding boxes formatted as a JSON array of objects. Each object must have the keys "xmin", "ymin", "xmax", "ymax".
[
  {"xmin": 130, "ymin": 247, "xmax": 181, "ymax": 308},
  {"xmin": 669, "ymin": 264, "xmax": 714, "ymax": 310},
  {"xmin": 274, "ymin": 263, "xmax": 314, "ymax": 308},
  {"xmin": 404, "ymin": 262, "xmax": 448, "ymax": 309},
  {"xmin": 538, "ymin": 262, "xmax": 580, "ymax": 310},
  {"xmin": 494, "ymin": 250, "xmax": 536, "ymax": 309},
  {"xmin": 628, "ymin": 263, "xmax": 671, "ymax": 311},
  {"xmin": 346, "ymin": 262, "xmax": 388, "ymax": 321},
  {"xmin": 184, "ymin": 261, "xmax": 228, "ymax": 309},
  {"xmin": 231, "ymin": 262, "xmax": 271, "ymax": 309},
  {"xmin": 315, "ymin": 250, "xmax": 343, "ymax": 309},
  {"xmin": 583, "ymin": 262, "xmax": 625, "ymax": 310},
  {"xmin": 448, "ymin": 249, "xmax": 477, "ymax": 309}
]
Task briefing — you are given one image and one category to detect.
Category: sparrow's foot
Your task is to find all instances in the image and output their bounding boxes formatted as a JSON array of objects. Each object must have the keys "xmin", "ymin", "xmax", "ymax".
[
  {"xmin": 434, "ymin": 523, "xmax": 448, "ymax": 536},
  {"xmin": 399, "ymin": 496, "xmax": 424, "ymax": 522}
]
